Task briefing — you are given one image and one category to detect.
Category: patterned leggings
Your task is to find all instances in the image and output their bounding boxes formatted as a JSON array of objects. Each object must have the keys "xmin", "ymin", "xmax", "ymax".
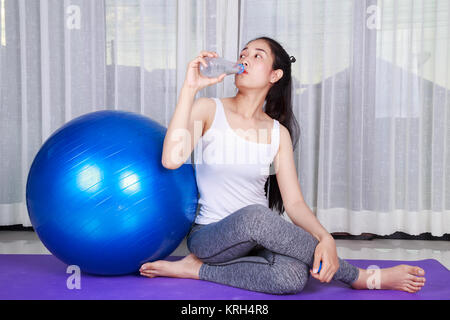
[{"xmin": 186, "ymin": 204, "xmax": 359, "ymax": 295}]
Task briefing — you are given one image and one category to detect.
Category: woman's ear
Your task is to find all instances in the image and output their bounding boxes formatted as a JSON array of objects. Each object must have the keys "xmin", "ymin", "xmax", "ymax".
[{"xmin": 270, "ymin": 69, "xmax": 283, "ymax": 84}]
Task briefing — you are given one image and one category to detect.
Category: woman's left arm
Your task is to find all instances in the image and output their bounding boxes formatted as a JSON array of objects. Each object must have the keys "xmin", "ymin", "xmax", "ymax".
[
  {"xmin": 287, "ymin": 202, "xmax": 339, "ymax": 283},
  {"xmin": 273, "ymin": 125, "xmax": 339, "ymax": 283}
]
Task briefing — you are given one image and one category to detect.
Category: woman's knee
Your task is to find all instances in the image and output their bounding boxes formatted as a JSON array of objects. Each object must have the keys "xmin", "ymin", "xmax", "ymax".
[{"xmin": 272, "ymin": 261, "xmax": 309, "ymax": 294}]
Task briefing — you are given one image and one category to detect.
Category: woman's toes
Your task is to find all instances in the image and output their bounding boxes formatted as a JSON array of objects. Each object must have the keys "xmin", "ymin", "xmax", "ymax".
[
  {"xmin": 414, "ymin": 276, "xmax": 426, "ymax": 284},
  {"xmin": 405, "ymin": 284, "xmax": 420, "ymax": 293},
  {"xmin": 140, "ymin": 262, "xmax": 155, "ymax": 272},
  {"xmin": 410, "ymin": 283, "xmax": 423, "ymax": 292},
  {"xmin": 405, "ymin": 275, "xmax": 425, "ymax": 292},
  {"xmin": 412, "ymin": 279, "xmax": 426, "ymax": 288},
  {"xmin": 140, "ymin": 264, "xmax": 147, "ymax": 271},
  {"xmin": 140, "ymin": 261, "xmax": 164, "ymax": 276},
  {"xmin": 408, "ymin": 269, "xmax": 426, "ymax": 285},
  {"xmin": 140, "ymin": 272, "xmax": 153, "ymax": 278},
  {"xmin": 140, "ymin": 267, "xmax": 154, "ymax": 277},
  {"xmin": 413, "ymin": 266, "xmax": 425, "ymax": 276}
]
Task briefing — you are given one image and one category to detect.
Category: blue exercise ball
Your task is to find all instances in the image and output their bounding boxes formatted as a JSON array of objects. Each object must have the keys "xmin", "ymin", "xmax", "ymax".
[{"xmin": 26, "ymin": 110, "xmax": 198, "ymax": 275}]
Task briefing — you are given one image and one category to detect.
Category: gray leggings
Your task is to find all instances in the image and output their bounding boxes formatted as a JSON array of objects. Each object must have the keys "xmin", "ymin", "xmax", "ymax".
[{"xmin": 186, "ymin": 204, "xmax": 359, "ymax": 295}]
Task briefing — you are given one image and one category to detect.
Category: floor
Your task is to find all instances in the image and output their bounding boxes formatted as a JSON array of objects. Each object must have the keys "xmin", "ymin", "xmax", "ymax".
[{"xmin": 1, "ymin": 231, "xmax": 449, "ymax": 270}]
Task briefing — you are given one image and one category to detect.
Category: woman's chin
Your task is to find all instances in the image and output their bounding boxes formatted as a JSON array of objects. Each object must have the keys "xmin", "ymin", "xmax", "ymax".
[{"xmin": 235, "ymin": 80, "xmax": 253, "ymax": 90}]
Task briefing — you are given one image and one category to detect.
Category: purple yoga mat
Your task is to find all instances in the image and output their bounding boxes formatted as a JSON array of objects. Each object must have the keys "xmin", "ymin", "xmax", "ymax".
[{"xmin": 0, "ymin": 254, "xmax": 448, "ymax": 300}]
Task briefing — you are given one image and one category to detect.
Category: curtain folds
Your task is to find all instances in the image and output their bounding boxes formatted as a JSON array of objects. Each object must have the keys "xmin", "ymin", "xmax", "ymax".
[
  {"xmin": 0, "ymin": 0, "xmax": 449, "ymax": 236},
  {"xmin": 240, "ymin": 0, "xmax": 449, "ymax": 236}
]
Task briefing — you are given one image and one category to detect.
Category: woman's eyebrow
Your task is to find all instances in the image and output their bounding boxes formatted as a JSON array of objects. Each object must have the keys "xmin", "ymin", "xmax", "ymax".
[{"xmin": 241, "ymin": 47, "xmax": 267, "ymax": 55}]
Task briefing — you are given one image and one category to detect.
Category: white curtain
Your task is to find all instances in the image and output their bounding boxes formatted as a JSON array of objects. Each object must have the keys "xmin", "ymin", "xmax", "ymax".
[
  {"xmin": 240, "ymin": 0, "xmax": 450, "ymax": 236},
  {"xmin": 0, "ymin": 0, "xmax": 238, "ymax": 227},
  {"xmin": 1, "ymin": 0, "xmax": 449, "ymax": 236}
]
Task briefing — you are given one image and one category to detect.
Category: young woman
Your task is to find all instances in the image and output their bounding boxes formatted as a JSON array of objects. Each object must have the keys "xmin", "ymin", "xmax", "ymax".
[{"xmin": 140, "ymin": 37, "xmax": 426, "ymax": 295}]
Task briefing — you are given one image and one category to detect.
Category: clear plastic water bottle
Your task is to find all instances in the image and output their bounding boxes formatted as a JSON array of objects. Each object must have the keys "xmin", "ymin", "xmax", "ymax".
[{"xmin": 199, "ymin": 57, "xmax": 246, "ymax": 78}]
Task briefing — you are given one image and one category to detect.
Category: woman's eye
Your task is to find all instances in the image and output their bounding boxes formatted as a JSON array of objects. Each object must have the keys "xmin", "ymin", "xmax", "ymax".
[{"xmin": 239, "ymin": 54, "xmax": 261, "ymax": 59}]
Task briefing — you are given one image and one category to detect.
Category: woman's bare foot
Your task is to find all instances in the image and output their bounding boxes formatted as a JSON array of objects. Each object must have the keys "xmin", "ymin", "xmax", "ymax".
[
  {"xmin": 139, "ymin": 253, "xmax": 203, "ymax": 280},
  {"xmin": 351, "ymin": 264, "xmax": 426, "ymax": 293}
]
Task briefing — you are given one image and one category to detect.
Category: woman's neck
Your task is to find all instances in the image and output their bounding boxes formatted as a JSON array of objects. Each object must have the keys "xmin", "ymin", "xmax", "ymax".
[{"xmin": 231, "ymin": 91, "xmax": 268, "ymax": 120}]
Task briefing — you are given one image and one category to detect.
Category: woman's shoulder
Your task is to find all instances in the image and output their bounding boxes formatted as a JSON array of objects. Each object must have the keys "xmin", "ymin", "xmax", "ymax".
[
  {"xmin": 278, "ymin": 123, "xmax": 292, "ymax": 147},
  {"xmin": 194, "ymin": 97, "xmax": 218, "ymax": 135},
  {"xmin": 277, "ymin": 122, "xmax": 288, "ymax": 135},
  {"xmin": 195, "ymin": 96, "xmax": 217, "ymax": 106}
]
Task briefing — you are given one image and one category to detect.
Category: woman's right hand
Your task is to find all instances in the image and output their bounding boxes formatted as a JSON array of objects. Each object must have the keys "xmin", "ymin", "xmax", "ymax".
[{"xmin": 183, "ymin": 51, "xmax": 227, "ymax": 92}]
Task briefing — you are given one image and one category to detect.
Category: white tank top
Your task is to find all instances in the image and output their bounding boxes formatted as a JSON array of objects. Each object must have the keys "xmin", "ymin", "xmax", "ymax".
[{"xmin": 193, "ymin": 97, "xmax": 280, "ymax": 225}]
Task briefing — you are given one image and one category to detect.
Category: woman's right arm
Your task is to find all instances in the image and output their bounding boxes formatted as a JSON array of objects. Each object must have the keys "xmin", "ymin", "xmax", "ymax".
[{"xmin": 161, "ymin": 51, "xmax": 226, "ymax": 170}]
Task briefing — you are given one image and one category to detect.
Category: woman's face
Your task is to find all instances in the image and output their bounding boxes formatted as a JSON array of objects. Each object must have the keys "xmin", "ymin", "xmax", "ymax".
[{"xmin": 235, "ymin": 39, "xmax": 282, "ymax": 90}]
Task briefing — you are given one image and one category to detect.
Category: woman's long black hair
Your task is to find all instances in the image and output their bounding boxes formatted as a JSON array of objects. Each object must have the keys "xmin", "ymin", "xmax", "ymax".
[{"xmin": 247, "ymin": 36, "xmax": 300, "ymax": 216}]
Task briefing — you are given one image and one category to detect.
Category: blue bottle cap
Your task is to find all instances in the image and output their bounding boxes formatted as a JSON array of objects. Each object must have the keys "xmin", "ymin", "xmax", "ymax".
[{"xmin": 237, "ymin": 63, "xmax": 245, "ymax": 74}]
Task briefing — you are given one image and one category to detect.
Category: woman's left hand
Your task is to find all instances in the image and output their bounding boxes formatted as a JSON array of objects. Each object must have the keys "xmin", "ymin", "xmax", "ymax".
[{"xmin": 309, "ymin": 235, "xmax": 339, "ymax": 283}]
